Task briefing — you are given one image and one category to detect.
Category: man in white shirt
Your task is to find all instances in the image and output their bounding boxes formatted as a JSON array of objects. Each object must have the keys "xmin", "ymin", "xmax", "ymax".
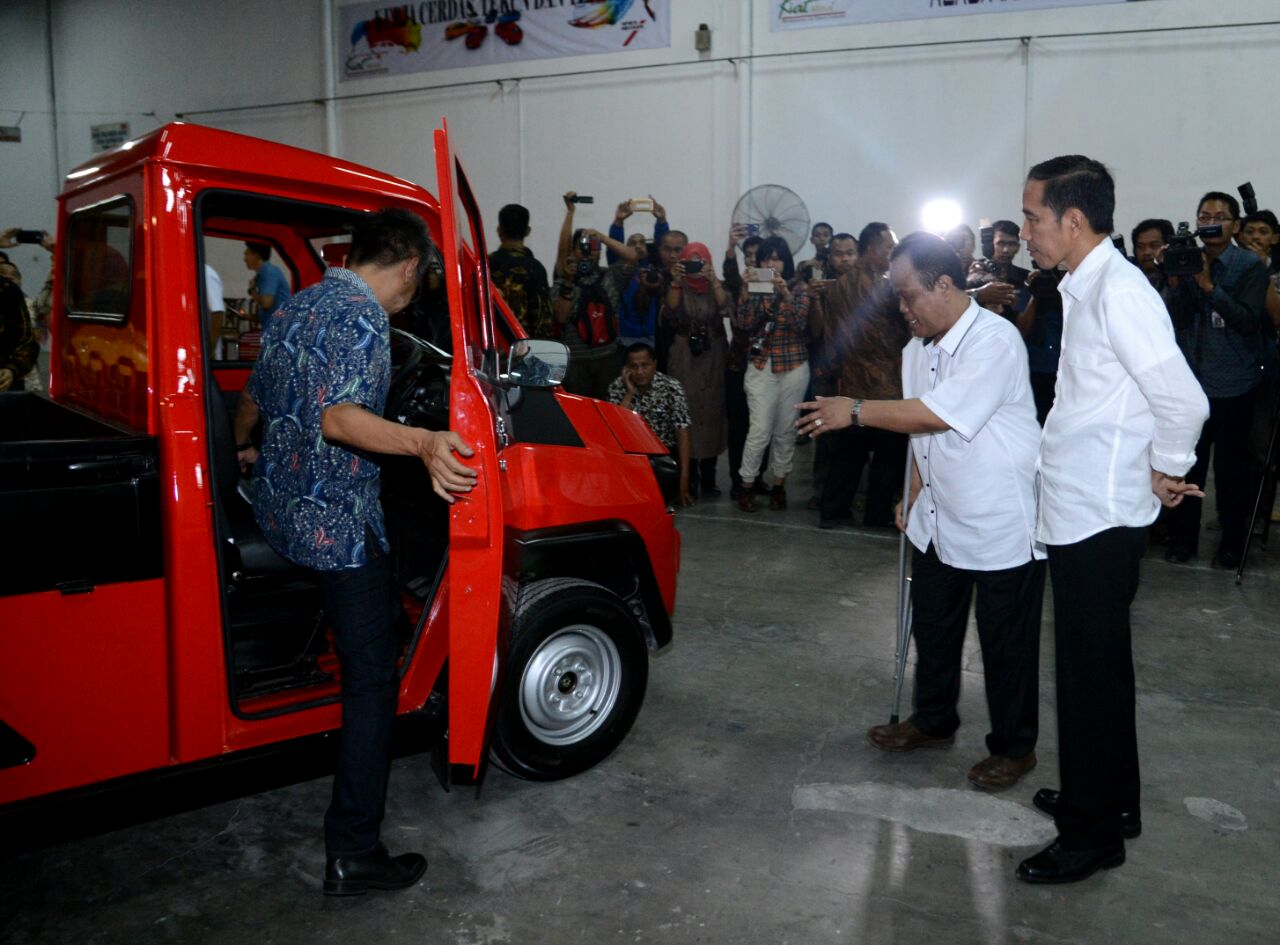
[
  {"xmin": 797, "ymin": 231, "xmax": 1045, "ymax": 791},
  {"xmin": 1016, "ymin": 155, "xmax": 1209, "ymax": 885}
]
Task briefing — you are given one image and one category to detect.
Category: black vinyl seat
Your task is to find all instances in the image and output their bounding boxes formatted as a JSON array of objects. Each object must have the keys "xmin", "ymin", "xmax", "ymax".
[{"xmin": 206, "ymin": 379, "xmax": 302, "ymax": 580}]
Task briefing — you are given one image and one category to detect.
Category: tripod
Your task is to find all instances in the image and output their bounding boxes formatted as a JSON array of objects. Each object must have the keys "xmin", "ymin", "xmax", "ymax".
[{"xmin": 1236, "ymin": 384, "xmax": 1280, "ymax": 585}]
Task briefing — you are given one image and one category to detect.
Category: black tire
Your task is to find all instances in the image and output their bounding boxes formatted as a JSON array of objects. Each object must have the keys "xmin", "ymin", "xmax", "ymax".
[{"xmin": 490, "ymin": 578, "xmax": 648, "ymax": 781}]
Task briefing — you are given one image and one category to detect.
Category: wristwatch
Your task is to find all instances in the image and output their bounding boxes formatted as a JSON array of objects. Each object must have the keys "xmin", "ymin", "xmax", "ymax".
[{"xmin": 851, "ymin": 399, "xmax": 865, "ymax": 427}]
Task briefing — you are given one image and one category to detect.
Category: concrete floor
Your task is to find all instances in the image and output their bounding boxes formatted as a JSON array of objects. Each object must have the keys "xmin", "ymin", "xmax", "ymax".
[{"xmin": 3, "ymin": 451, "xmax": 1278, "ymax": 944}]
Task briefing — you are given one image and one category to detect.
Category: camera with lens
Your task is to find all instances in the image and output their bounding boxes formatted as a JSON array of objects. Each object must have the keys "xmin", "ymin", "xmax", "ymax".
[
  {"xmin": 682, "ymin": 258, "xmax": 704, "ymax": 274},
  {"xmin": 640, "ymin": 265, "xmax": 663, "ymax": 289},
  {"xmin": 1028, "ymin": 264, "xmax": 1065, "ymax": 302},
  {"xmin": 1161, "ymin": 222, "xmax": 1222, "ymax": 278},
  {"xmin": 575, "ymin": 233, "xmax": 599, "ymax": 277},
  {"xmin": 688, "ymin": 326, "xmax": 710, "ymax": 357},
  {"xmin": 748, "ymin": 319, "xmax": 775, "ymax": 359}
]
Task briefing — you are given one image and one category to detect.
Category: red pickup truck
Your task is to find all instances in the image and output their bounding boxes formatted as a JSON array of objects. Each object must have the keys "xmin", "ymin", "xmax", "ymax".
[{"xmin": 0, "ymin": 122, "xmax": 679, "ymax": 810}]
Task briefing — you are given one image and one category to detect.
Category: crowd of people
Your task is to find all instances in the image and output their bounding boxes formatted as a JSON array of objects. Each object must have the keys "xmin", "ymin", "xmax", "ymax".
[{"xmin": 484, "ymin": 185, "xmax": 1280, "ymax": 567}]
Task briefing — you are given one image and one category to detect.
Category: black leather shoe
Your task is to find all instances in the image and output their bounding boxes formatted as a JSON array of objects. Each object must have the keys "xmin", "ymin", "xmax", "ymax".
[
  {"xmin": 324, "ymin": 844, "xmax": 427, "ymax": 896},
  {"xmin": 1213, "ymin": 547, "xmax": 1241, "ymax": 569},
  {"xmin": 1031, "ymin": 788, "xmax": 1141, "ymax": 839},
  {"xmin": 1016, "ymin": 839, "xmax": 1125, "ymax": 884},
  {"xmin": 1165, "ymin": 545, "xmax": 1194, "ymax": 564}
]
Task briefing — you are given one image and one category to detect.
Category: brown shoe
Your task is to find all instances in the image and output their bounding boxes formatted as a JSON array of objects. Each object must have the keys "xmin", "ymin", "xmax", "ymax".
[
  {"xmin": 866, "ymin": 720, "xmax": 954, "ymax": 753},
  {"xmin": 967, "ymin": 752, "xmax": 1037, "ymax": 790},
  {"xmin": 737, "ymin": 488, "xmax": 757, "ymax": 513},
  {"xmin": 769, "ymin": 485, "xmax": 787, "ymax": 510}
]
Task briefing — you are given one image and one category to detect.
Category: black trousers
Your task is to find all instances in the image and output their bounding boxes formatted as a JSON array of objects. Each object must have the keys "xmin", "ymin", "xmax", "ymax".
[
  {"xmin": 1171, "ymin": 386, "xmax": 1259, "ymax": 557},
  {"xmin": 1047, "ymin": 526, "xmax": 1146, "ymax": 850},
  {"xmin": 909, "ymin": 544, "xmax": 1044, "ymax": 760},
  {"xmin": 820, "ymin": 427, "xmax": 906, "ymax": 525},
  {"xmin": 315, "ymin": 552, "xmax": 401, "ymax": 856}
]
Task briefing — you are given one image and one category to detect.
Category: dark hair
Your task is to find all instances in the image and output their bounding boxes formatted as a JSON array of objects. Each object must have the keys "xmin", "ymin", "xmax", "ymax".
[
  {"xmin": 347, "ymin": 207, "xmax": 431, "ymax": 273},
  {"xmin": 661, "ymin": 230, "xmax": 689, "ymax": 247},
  {"xmin": 890, "ymin": 231, "xmax": 966, "ymax": 292},
  {"xmin": 1026, "ymin": 154, "xmax": 1115, "ymax": 234},
  {"xmin": 1244, "ymin": 209, "xmax": 1280, "ymax": 232},
  {"xmin": 830, "ymin": 232, "xmax": 857, "ymax": 245},
  {"xmin": 755, "ymin": 236, "xmax": 795, "ymax": 280},
  {"xmin": 245, "ymin": 241, "xmax": 272, "ymax": 262},
  {"xmin": 1198, "ymin": 191, "xmax": 1241, "ymax": 220},
  {"xmin": 811, "ymin": 222, "xmax": 833, "ymax": 236},
  {"xmin": 497, "ymin": 203, "xmax": 530, "ymax": 237},
  {"xmin": 857, "ymin": 222, "xmax": 891, "ymax": 256},
  {"xmin": 944, "ymin": 224, "xmax": 975, "ymax": 252},
  {"xmin": 624, "ymin": 341, "xmax": 656, "ymax": 360},
  {"xmin": 992, "ymin": 220, "xmax": 1020, "ymax": 239},
  {"xmin": 742, "ymin": 235, "xmax": 764, "ymax": 256},
  {"xmin": 1131, "ymin": 218, "xmax": 1175, "ymax": 246}
]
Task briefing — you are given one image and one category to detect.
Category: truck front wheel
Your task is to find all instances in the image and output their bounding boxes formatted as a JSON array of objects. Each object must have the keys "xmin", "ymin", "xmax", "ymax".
[{"xmin": 491, "ymin": 579, "xmax": 648, "ymax": 781}]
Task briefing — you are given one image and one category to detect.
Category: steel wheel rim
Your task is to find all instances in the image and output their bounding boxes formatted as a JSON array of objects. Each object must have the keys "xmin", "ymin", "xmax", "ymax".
[{"xmin": 519, "ymin": 625, "xmax": 622, "ymax": 746}]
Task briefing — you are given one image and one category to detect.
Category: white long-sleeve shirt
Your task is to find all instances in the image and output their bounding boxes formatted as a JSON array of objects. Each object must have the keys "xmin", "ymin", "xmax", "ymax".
[
  {"xmin": 1037, "ymin": 239, "xmax": 1209, "ymax": 546},
  {"xmin": 903, "ymin": 300, "xmax": 1044, "ymax": 571}
]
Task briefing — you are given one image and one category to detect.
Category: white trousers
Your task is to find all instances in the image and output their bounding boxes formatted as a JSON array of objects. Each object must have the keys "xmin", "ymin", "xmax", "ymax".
[{"xmin": 740, "ymin": 358, "xmax": 810, "ymax": 484}]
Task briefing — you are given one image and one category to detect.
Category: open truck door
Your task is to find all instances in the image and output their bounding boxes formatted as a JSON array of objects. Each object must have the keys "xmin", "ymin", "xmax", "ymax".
[{"xmin": 433, "ymin": 121, "xmax": 511, "ymax": 784}]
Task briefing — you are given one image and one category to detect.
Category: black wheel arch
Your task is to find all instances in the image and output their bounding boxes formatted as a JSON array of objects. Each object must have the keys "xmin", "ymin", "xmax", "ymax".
[{"xmin": 505, "ymin": 521, "xmax": 673, "ymax": 650}]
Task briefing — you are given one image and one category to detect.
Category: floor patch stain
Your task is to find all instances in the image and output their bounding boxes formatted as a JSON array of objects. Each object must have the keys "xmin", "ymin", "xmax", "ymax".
[
  {"xmin": 1184, "ymin": 797, "xmax": 1248, "ymax": 831},
  {"xmin": 793, "ymin": 782, "xmax": 1057, "ymax": 846}
]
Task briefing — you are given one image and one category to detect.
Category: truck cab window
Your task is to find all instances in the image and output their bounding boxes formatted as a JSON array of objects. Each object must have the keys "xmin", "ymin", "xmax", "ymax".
[{"xmin": 66, "ymin": 197, "xmax": 133, "ymax": 322}]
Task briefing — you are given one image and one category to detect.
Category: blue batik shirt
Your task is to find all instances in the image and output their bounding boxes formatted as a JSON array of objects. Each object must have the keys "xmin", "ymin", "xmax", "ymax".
[{"xmin": 246, "ymin": 266, "xmax": 391, "ymax": 571}]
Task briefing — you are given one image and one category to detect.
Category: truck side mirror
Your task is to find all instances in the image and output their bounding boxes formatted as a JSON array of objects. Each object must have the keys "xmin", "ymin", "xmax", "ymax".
[{"xmin": 502, "ymin": 339, "xmax": 569, "ymax": 389}]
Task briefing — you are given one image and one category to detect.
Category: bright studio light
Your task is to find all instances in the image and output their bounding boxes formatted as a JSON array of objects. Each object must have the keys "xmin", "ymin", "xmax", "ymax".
[{"xmin": 921, "ymin": 199, "xmax": 963, "ymax": 234}]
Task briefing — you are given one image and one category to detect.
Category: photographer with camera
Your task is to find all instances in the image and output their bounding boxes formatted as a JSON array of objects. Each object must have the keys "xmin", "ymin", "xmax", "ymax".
[
  {"xmin": 607, "ymin": 196, "xmax": 669, "ymax": 266},
  {"xmin": 1131, "ymin": 218, "xmax": 1175, "ymax": 289},
  {"xmin": 796, "ymin": 221, "xmax": 834, "ymax": 283},
  {"xmin": 1238, "ymin": 209, "xmax": 1280, "ymax": 330},
  {"xmin": 1161, "ymin": 191, "xmax": 1272, "ymax": 568},
  {"xmin": 971, "ymin": 220, "xmax": 1030, "ymax": 319},
  {"xmin": 966, "ymin": 220, "xmax": 1026, "ymax": 319},
  {"xmin": 1015, "ymin": 264, "xmax": 1066, "ymax": 424},
  {"xmin": 553, "ymin": 192, "xmax": 639, "ymax": 398},
  {"xmin": 661, "ymin": 242, "xmax": 730, "ymax": 499},
  {"xmin": 732, "ymin": 236, "xmax": 810, "ymax": 512}
]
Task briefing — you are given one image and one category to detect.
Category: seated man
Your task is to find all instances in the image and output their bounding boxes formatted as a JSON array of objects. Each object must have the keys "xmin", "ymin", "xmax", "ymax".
[{"xmin": 608, "ymin": 342, "xmax": 693, "ymax": 506}]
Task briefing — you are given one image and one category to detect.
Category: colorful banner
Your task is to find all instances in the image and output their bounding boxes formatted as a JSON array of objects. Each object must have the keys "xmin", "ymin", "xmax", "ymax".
[
  {"xmin": 339, "ymin": 1, "xmax": 669, "ymax": 81},
  {"xmin": 771, "ymin": 0, "xmax": 1138, "ymax": 32}
]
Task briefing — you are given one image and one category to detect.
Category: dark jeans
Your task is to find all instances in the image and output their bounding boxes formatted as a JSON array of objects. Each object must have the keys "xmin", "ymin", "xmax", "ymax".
[
  {"xmin": 1171, "ymin": 386, "xmax": 1258, "ymax": 557},
  {"xmin": 315, "ymin": 552, "xmax": 401, "ymax": 856},
  {"xmin": 909, "ymin": 544, "xmax": 1044, "ymax": 760},
  {"xmin": 820, "ymin": 426, "xmax": 906, "ymax": 525},
  {"xmin": 1047, "ymin": 526, "xmax": 1146, "ymax": 850}
]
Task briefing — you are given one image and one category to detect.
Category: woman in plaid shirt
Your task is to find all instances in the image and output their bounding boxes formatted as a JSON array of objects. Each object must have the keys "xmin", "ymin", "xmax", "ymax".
[{"xmin": 732, "ymin": 236, "xmax": 810, "ymax": 511}]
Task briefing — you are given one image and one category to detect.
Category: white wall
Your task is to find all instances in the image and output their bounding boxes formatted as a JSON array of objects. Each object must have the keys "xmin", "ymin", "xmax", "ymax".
[{"xmin": 3, "ymin": 0, "xmax": 1279, "ymax": 274}]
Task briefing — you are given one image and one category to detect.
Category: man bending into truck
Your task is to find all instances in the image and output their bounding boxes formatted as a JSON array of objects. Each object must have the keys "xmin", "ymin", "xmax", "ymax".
[{"xmin": 234, "ymin": 208, "xmax": 478, "ymax": 896}]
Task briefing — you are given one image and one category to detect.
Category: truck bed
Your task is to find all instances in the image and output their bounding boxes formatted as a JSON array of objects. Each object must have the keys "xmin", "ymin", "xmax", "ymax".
[{"xmin": 0, "ymin": 393, "xmax": 162, "ymax": 597}]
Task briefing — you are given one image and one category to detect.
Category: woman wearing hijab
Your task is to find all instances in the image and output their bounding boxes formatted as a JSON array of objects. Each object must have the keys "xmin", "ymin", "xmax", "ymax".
[
  {"xmin": 661, "ymin": 241, "xmax": 731, "ymax": 498},
  {"xmin": 731, "ymin": 236, "xmax": 810, "ymax": 512}
]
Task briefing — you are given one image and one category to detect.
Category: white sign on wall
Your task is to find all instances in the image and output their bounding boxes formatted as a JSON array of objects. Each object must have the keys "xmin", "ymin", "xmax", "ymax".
[
  {"xmin": 91, "ymin": 122, "xmax": 130, "ymax": 152},
  {"xmin": 338, "ymin": 1, "xmax": 670, "ymax": 81},
  {"xmin": 771, "ymin": 0, "xmax": 1139, "ymax": 31}
]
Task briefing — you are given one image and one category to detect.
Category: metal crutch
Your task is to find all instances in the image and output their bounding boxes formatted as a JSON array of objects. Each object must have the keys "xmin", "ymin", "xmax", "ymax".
[{"xmin": 889, "ymin": 443, "xmax": 915, "ymax": 724}]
